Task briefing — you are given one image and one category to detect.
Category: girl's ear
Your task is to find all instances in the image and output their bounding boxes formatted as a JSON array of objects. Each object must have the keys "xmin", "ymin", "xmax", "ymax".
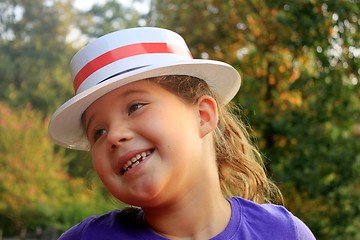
[{"xmin": 197, "ymin": 96, "xmax": 218, "ymax": 138}]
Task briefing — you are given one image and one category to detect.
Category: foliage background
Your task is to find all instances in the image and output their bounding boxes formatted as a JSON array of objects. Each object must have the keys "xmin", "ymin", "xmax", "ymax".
[{"xmin": 0, "ymin": 0, "xmax": 359, "ymax": 239}]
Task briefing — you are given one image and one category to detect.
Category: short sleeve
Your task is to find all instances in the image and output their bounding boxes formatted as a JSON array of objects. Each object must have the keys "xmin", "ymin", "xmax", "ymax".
[
  {"xmin": 292, "ymin": 215, "xmax": 316, "ymax": 240},
  {"xmin": 58, "ymin": 217, "xmax": 96, "ymax": 240}
]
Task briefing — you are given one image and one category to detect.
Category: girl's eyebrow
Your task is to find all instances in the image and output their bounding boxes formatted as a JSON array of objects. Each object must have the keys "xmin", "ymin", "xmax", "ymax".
[
  {"xmin": 119, "ymin": 88, "xmax": 149, "ymax": 98},
  {"xmin": 84, "ymin": 88, "xmax": 150, "ymax": 132}
]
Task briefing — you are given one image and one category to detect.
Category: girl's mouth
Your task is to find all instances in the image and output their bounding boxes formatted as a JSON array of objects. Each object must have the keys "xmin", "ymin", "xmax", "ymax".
[{"xmin": 120, "ymin": 150, "xmax": 153, "ymax": 175}]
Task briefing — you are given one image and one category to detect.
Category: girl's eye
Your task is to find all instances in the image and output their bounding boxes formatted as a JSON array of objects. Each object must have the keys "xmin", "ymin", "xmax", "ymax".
[
  {"xmin": 93, "ymin": 129, "xmax": 107, "ymax": 142},
  {"xmin": 128, "ymin": 103, "xmax": 146, "ymax": 116}
]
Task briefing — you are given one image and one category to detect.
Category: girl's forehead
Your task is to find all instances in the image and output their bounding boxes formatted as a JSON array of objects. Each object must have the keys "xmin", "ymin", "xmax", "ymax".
[{"xmin": 88, "ymin": 79, "xmax": 169, "ymax": 109}]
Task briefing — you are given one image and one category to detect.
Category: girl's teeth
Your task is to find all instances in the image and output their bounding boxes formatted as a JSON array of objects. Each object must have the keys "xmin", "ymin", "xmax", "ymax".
[
  {"xmin": 132, "ymin": 161, "xmax": 139, "ymax": 167},
  {"xmin": 121, "ymin": 150, "xmax": 152, "ymax": 174}
]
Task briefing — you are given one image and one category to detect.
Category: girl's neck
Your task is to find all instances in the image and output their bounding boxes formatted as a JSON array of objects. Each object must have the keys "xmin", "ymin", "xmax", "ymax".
[{"xmin": 142, "ymin": 188, "xmax": 231, "ymax": 240}]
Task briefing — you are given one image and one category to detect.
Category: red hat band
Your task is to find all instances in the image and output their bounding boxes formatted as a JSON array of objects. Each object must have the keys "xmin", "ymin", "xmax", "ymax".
[{"xmin": 71, "ymin": 28, "xmax": 193, "ymax": 94}]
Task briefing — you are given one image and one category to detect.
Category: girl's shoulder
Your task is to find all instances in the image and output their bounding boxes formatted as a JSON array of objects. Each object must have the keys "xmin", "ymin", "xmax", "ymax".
[
  {"xmin": 223, "ymin": 197, "xmax": 316, "ymax": 240},
  {"xmin": 58, "ymin": 207, "xmax": 152, "ymax": 240}
]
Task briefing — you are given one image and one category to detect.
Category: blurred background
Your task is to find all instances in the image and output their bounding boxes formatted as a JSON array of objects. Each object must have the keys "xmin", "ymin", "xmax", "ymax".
[{"xmin": 0, "ymin": 0, "xmax": 359, "ymax": 239}]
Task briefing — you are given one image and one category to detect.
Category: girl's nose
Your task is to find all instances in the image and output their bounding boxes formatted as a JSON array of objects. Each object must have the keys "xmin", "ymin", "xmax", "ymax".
[{"xmin": 107, "ymin": 124, "xmax": 132, "ymax": 151}]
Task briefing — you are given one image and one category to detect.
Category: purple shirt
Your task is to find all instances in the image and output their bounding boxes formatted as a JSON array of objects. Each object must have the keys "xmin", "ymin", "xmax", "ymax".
[{"xmin": 59, "ymin": 197, "xmax": 316, "ymax": 239}]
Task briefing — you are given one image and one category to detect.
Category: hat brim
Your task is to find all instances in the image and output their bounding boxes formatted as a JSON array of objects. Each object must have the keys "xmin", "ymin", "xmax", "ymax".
[{"xmin": 48, "ymin": 59, "xmax": 241, "ymax": 150}]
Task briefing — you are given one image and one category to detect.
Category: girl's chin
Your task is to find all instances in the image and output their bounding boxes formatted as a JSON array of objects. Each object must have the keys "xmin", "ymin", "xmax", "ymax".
[{"xmin": 109, "ymin": 181, "xmax": 164, "ymax": 206}]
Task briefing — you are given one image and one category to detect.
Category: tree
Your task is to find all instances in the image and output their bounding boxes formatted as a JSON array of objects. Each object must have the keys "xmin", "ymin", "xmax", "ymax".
[
  {"xmin": 0, "ymin": 0, "xmax": 74, "ymax": 113},
  {"xmin": 75, "ymin": 0, "xmax": 146, "ymax": 40},
  {"xmin": 0, "ymin": 102, "xmax": 115, "ymax": 236},
  {"xmin": 0, "ymin": 102, "xmax": 66, "ymax": 234},
  {"xmin": 147, "ymin": 0, "xmax": 360, "ymax": 239}
]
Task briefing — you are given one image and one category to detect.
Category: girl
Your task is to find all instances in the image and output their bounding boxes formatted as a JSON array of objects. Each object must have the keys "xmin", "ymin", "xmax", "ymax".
[{"xmin": 49, "ymin": 27, "xmax": 315, "ymax": 239}]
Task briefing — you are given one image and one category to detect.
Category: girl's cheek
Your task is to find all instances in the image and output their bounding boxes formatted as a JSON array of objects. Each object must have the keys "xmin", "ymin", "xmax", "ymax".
[{"xmin": 92, "ymin": 151, "xmax": 105, "ymax": 172}]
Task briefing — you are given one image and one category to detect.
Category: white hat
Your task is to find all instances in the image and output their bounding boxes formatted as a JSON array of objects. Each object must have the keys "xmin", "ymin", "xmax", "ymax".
[{"xmin": 48, "ymin": 27, "xmax": 241, "ymax": 150}]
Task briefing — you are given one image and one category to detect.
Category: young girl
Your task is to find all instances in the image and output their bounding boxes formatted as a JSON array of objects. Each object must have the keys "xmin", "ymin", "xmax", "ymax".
[{"xmin": 49, "ymin": 27, "xmax": 315, "ymax": 239}]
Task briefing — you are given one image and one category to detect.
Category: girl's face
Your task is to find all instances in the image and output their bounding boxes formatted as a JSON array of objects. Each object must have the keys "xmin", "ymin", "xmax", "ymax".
[{"xmin": 84, "ymin": 80, "xmax": 217, "ymax": 207}]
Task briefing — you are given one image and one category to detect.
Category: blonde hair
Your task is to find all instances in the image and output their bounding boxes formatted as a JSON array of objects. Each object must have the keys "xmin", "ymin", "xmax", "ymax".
[{"xmin": 152, "ymin": 75, "xmax": 283, "ymax": 205}]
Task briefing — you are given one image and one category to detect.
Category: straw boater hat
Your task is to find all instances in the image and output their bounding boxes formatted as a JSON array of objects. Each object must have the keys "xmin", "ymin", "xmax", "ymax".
[{"xmin": 48, "ymin": 27, "xmax": 241, "ymax": 151}]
